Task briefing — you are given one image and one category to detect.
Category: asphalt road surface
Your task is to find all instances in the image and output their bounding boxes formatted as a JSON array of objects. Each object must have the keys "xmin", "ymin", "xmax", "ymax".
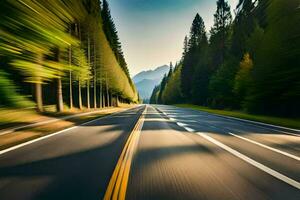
[{"xmin": 0, "ymin": 105, "xmax": 299, "ymax": 200}]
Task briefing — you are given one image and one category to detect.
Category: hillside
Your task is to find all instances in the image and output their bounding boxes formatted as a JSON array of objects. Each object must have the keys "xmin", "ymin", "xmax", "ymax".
[{"xmin": 133, "ymin": 65, "xmax": 169, "ymax": 101}]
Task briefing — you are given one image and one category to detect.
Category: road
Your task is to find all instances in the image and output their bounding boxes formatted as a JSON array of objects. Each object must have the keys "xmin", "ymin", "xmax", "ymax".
[{"xmin": 0, "ymin": 105, "xmax": 299, "ymax": 199}]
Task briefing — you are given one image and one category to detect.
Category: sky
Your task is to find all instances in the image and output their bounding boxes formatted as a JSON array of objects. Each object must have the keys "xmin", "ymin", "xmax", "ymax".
[{"xmin": 108, "ymin": 0, "xmax": 239, "ymax": 76}]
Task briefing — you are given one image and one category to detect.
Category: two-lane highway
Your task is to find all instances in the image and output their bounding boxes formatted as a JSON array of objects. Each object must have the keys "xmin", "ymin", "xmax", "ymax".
[{"xmin": 0, "ymin": 104, "xmax": 299, "ymax": 200}]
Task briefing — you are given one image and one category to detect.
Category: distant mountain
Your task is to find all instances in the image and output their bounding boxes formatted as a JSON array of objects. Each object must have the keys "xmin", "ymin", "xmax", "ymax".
[
  {"xmin": 133, "ymin": 65, "xmax": 169, "ymax": 101},
  {"xmin": 135, "ymin": 79, "xmax": 157, "ymax": 103},
  {"xmin": 133, "ymin": 65, "xmax": 169, "ymax": 83}
]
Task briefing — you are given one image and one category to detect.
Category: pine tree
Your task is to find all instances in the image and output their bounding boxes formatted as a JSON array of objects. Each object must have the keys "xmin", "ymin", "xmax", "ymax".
[
  {"xmin": 150, "ymin": 85, "xmax": 160, "ymax": 104},
  {"xmin": 162, "ymin": 64, "xmax": 183, "ymax": 104},
  {"xmin": 209, "ymin": 0, "xmax": 232, "ymax": 69},
  {"xmin": 230, "ymin": 0, "xmax": 255, "ymax": 59},
  {"xmin": 181, "ymin": 14, "xmax": 207, "ymax": 99},
  {"xmin": 211, "ymin": 0, "xmax": 232, "ymax": 35},
  {"xmin": 157, "ymin": 74, "xmax": 168, "ymax": 104},
  {"xmin": 188, "ymin": 14, "xmax": 206, "ymax": 50},
  {"xmin": 102, "ymin": 0, "xmax": 120, "ymax": 56},
  {"xmin": 182, "ymin": 36, "xmax": 189, "ymax": 59},
  {"xmin": 168, "ymin": 62, "xmax": 173, "ymax": 78},
  {"xmin": 101, "ymin": 0, "xmax": 130, "ymax": 77}
]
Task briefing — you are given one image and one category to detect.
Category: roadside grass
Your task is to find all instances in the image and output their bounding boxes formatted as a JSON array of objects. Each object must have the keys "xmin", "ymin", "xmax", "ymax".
[{"xmin": 174, "ymin": 104, "xmax": 300, "ymax": 130}]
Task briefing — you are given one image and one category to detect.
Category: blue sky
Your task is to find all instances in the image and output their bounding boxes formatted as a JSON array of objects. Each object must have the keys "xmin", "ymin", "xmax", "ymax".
[{"xmin": 108, "ymin": 0, "xmax": 239, "ymax": 76}]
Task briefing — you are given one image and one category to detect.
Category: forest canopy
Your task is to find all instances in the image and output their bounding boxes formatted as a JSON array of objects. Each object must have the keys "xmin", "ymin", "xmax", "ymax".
[{"xmin": 150, "ymin": 0, "xmax": 300, "ymax": 117}]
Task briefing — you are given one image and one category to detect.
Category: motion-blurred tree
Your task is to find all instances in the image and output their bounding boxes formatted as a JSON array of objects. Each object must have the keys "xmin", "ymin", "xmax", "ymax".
[
  {"xmin": 0, "ymin": 0, "xmax": 78, "ymax": 111},
  {"xmin": 244, "ymin": 0, "xmax": 300, "ymax": 116},
  {"xmin": 0, "ymin": 0, "xmax": 138, "ymax": 112},
  {"xmin": 162, "ymin": 64, "xmax": 183, "ymax": 104}
]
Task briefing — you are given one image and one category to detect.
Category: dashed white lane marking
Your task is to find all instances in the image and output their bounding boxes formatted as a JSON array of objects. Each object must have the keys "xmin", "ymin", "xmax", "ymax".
[
  {"xmin": 144, "ymin": 118, "xmax": 172, "ymax": 122},
  {"xmin": 162, "ymin": 109, "xmax": 299, "ymax": 137},
  {"xmin": 197, "ymin": 132, "xmax": 300, "ymax": 190},
  {"xmin": 175, "ymin": 119, "xmax": 198, "ymax": 123},
  {"xmin": 228, "ymin": 132, "xmax": 300, "ymax": 161},
  {"xmin": 169, "ymin": 117, "xmax": 176, "ymax": 121},
  {"xmin": 169, "ymin": 114, "xmax": 201, "ymax": 118},
  {"xmin": 176, "ymin": 122, "xmax": 188, "ymax": 127},
  {"xmin": 166, "ymin": 111, "xmax": 300, "ymax": 190},
  {"xmin": 163, "ymin": 111, "xmax": 300, "ymax": 162}
]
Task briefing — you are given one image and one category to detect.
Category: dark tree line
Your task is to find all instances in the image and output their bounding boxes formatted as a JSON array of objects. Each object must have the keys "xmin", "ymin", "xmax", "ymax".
[
  {"xmin": 150, "ymin": 0, "xmax": 300, "ymax": 117},
  {"xmin": 0, "ymin": 0, "xmax": 138, "ymax": 112},
  {"xmin": 101, "ymin": 0, "xmax": 131, "ymax": 80}
]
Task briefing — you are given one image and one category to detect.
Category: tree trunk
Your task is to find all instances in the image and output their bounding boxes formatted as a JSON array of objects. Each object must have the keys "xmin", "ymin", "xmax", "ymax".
[
  {"xmin": 106, "ymin": 73, "xmax": 109, "ymax": 107},
  {"xmin": 78, "ymin": 81, "xmax": 82, "ymax": 110},
  {"xmin": 69, "ymin": 45, "xmax": 73, "ymax": 110},
  {"xmin": 57, "ymin": 77, "xmax": 64, "ymax": 112},
  {"xmin": 103, "ymin": 87, "xmax": 106, "ymax": 108},
  {"xmin": 93, "ymin": 42, "xmax": 97, "ymax": 109},
  {"xmin": 87, "ymin": 81, "xmax": 90, "ymax": 109},
  {"xmin": 116, "ymin": 95, "xmax": 119, "ymax": 107},
  {"xmin": 110, "ymin": 92, "xmax": 113, "ymax": 107},
  {"xmin": 93, "ymin": 77, "xmax": 97, "ymax": 109},
  {"xmin": 35, "ymin": 54, "xmax": 44, "ymax": 112},
  {"xmin": 35, "ymin": 81, "xmax": 43, "ymax": 112},
  {"xmin": 99, "ymin": 80, "xmax": 102, "ymax": 108},
  {"xmin": 75, "ymin": 23, "xmax": 82, "ymax": 110},
  {"xmin": 107, "ymin": 90, "xmax": 110, "ymax": 107},
  {"xmin": 68, "ymin": 26, "xmax": 73, "ymax": 110},
  {"xmin": 56, "ymin": 47, "xmax": 64, "ymax": 112},
  {"xmin": 87, "ymin": 35, "xmax": 91, "ymax": 109}
]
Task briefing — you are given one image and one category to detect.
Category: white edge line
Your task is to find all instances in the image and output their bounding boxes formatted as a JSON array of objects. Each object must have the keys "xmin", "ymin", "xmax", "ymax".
[
  {"xmin": 197, "ymin": 132, "xmax": 300, "ymax": 190},
  {"xmin": 0, "ymin": 106, "xmax": 143, "ymax": 155},
  {"xmin": 228, "ymin": 132, "xmax": 300, "ymax": 161},
  {"xmin": 0, "ymin": 114, "xmax": 106, "ymax": 155},
  {"xmin": 0, "ymin": 126, "xmax": 77, "ymax": 155}
]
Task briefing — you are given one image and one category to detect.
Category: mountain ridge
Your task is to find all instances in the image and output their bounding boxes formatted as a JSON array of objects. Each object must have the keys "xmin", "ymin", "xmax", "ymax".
[
  {"xmin": 133, "ymin": 65, "xmax": 169, "ymax": 101},
  {"xmin": 133, "ymin": 65, "xmax": 169, "ymax": 83}
]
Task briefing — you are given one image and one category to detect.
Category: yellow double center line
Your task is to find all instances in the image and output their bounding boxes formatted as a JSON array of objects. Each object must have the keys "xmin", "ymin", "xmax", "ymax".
[{"xmin": 103, "ymin": 106, "xmax": 147, "ymax": 200}]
